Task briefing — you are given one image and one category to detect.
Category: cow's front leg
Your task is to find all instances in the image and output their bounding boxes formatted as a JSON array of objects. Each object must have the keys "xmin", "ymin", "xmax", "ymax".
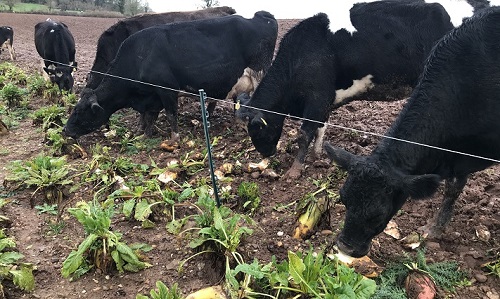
[
  {"xmin": 165, "ymin": 107, "xmax": 179, "ymax": 142},
  {"xmin": 207, "ymin": 99, "xmax": 217, "ymax": 118},
  {"xmin": 421, "ymin": 175, "xmax": 468, "ymax": 238},
  {"xmin": 142, "ymin": 110, "xmax": 159, "ymax": 137},
  {"xmin": 312, "ymin": 125, "xmax": 326, "ymax": 159},
  {"xmin": 7, "ymin": 43, "xmax": 15, "ymax": 60},
  {"xmin": 284, "ymin": 126, "xmax": 315, "ymax": 179}
]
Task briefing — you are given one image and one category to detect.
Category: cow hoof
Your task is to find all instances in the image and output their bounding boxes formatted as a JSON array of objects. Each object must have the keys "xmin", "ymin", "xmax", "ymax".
[
  {"xmin": 284, "ymin": 167, "xmax": 302, "ymax": 180},
  {"xmin": 418, "ymin": 224, "xmax": 444, "ymax": 240},
  {"xmin": 170, "ymin": 132, "xmax": 180, "ymax": 142}
]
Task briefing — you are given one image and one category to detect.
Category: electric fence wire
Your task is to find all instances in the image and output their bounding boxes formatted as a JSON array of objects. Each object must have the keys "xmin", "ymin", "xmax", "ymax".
[{"xmin": 43, "ymin": 58, "xmax": 500, "ymax": 164}]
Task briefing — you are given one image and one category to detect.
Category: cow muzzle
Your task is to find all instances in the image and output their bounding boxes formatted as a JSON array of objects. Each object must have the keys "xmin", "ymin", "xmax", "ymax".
[
  {"xmin": 62, "ymin": 126, "xmax": 78, "ymax": 139},
  {"xmin": 336, "ymin": 234, "xmax": 371, "ymax": 258}
]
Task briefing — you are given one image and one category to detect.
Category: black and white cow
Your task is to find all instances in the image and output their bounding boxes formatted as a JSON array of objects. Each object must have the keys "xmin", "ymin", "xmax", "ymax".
[
  {"xmin": 63, "ymin": 11, "xmax": 278, "ymax": 140},
  {"xmin": 86, "ymin": 6, "xmax": 236, "ymax": 90},
  {"xmin": 325, "ymin": 6, "xmax": 500, "ymax": 258},
  {"xmin": 236, "ymin": 0, "xmax": 455, "ymax": 179},
  {"xmin": 34, "ymin": 19, "xmax": 77, "ymax": 91},
  {"xmin": 0, "ymin": 26, "xmax": 16, "ymax": 60}
]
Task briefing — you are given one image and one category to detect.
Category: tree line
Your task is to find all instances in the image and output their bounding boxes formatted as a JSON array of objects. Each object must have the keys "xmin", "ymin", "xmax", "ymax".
[{"xmin": 1, "ymin": 0, "xmax": 150, "ymax": 15}]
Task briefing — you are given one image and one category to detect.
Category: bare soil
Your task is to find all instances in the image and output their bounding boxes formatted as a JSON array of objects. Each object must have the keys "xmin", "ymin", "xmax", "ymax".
[{"xmin": 0, "ymin": 12, "xmax": 499, "ymax": 299}]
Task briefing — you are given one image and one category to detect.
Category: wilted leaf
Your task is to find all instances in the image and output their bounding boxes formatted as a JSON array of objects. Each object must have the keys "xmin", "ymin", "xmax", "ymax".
[
  {"xmin": 384, "ymin": 220, "xmax": 401, "ymax": 239},
  {"xmin": 134, "ymin": 199, "xmax": 152, "ymax": 222},
  {"xmin": 246, "ymin": 159, "xmax": 269, "ymax": 172},
  {"xmin": 0, "ymin": 252, "xmax": 24, "ymax": 264},
  {"xmin": 111, "ymin": 249, "xmax": 124, "ymax": 273},
  {"xmin": 158, "ymin": 171, "xmax": 177, "ymax": 183},
  {"xmin": 475, "ymin": 224, "xmax": 491, "ymax": 242},
  {"xmin": 122, "ymin": 199, "xmax": 136, "ymax": 218},
  {"xmin": 401, "ymin": 231, "xmax": 423, "ymax": 250},
  {"xmin": 288, "ymin": 251, "xmax": 306, "ymax": 286},
  {"xmin": 10, "ymin": 263, "xmax": 35, "ymax": 292},
  {"xmin": 61, "ymin": 234, "xmax": 98, "ymax": 278}
]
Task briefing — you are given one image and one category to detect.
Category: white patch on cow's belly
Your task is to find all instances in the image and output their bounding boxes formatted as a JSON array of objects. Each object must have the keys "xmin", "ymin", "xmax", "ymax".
[{"xmin": 334, "ymin": 74, "xmax": 374, "ymax": 105}]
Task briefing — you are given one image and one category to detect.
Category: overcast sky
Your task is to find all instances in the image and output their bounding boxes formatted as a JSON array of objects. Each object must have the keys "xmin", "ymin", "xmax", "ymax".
[{"xmin": 146, "ymin": 0, "xmax": 500, "ymax": 28}]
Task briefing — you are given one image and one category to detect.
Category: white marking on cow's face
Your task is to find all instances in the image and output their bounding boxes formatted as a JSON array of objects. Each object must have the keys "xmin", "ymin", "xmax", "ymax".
[
  {"xmin": 6, "ymin": 27, "xmax": 11, "ymax": 31},
  {"xmin": 56, "ymin": 72, "xmax": 63, "ymax": 78},
  {"xmin": 334, "ymin": 74, "xmax": 374, "ymax": 105},
  {"xmin": 50, "ymin": 29, "xmax": 55, "ymax": 33},
  {"xmin": 48, "ymin": 64, "xmax": 56, "ymax": 70}
]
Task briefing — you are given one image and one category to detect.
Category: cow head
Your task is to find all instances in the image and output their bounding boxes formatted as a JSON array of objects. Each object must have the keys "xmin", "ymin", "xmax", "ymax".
[
  {"xmin": 324, "ymin": 142, "xmax": 441, "ymax": 257},
  {"xmin": 63, "ymin": 88, "xmax": 108, "ymax": 139},
  {"xmin": 236, "ymin": 93, "xmax": 284, "ymax": 157},
  {"xmin": 44, "ymin": 62, "xmax": 77, "ymax": 91}
]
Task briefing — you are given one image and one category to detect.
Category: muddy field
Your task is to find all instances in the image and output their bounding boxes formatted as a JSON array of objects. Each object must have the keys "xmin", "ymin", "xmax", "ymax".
[{"xmin": 0, "ymin": 12, "xmax": 499, "ymax": 299}]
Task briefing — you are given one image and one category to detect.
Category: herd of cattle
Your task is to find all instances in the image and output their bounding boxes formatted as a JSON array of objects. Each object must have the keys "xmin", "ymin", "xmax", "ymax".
[{"xmin": 1, "ymin": 0, "xmax": 499, "ymax": 258}]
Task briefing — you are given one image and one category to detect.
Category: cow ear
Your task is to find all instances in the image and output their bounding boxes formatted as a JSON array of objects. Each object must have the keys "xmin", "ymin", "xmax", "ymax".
[
  {"xmin": 403, "ymin": 174, "xmax": 441, "ymax": 200},
  {"xmin": 88, "ymin": 93, "xmax": 104, "ymax": 114},
  {"xmin": 91, "ymin": 102, "xmax": 104, "ymax": 114},
  {"xmin": 235, "ymin": 93, "xmax": 254, "ymax": 120},
  {"xmin": 324, "ymin": 142, "xmax": 357, "ymax": 169},
  {"xmin": 250, "ymin": 113, "xmax": 267, "ymax": 128}
]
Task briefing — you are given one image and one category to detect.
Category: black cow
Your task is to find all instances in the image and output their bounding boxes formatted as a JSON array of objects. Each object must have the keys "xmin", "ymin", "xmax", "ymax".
[
  {"xmin": 325, "ymin": 6, "xmax": 500, "ymax": 258},
  {"xmin": 63, "ymin": 11, "xmax": 278, "ymax": 140},
  {"xmin": 236, "ymin": 1, "xmax": 454, "ymax": 178},
  {"xmin": 86, "ymin": 6, "xmax": 236, "ymax": 90},
  {"xmin": 0, "ymin": 26, "xmax": 16, "ymax": 60},
  {"xmin": 34, "ymin": 19, "xmax": 77, "ymax": 91}
]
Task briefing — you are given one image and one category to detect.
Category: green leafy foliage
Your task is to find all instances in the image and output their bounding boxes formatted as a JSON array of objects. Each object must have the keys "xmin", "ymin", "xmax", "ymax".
[
  {"xmin": 5, "ymin": 154, "xmax": 73, "ymax": 205},
  {"xmin": 373, "ymin": 249, "xmax": 469, "ymax": 298},
  {"xmin": 42, "ymin": 83, "xmax": 62, "ymax": 103},
  {"xmin": 0, "ymin": 82, "xmax": 28, "ymax": 109},
  {"xmin": 237, "ymin": 181, "xmax": 261, "ymax": 213},
  {"xmin": 136, "ymin": 281, "xmax": 183, "ymax": 299},
  {"xmin": 287, "ymin": 250, "xmax": 376, "ymax": 298},
  {"xmin": 78, "ymin": 146, "xmax": 145, "ymax": 200},
  {"xmin": 35, "ymin": 203, "xmax": 58, "ymax": 215},
  {"xmin": 31, "ymin": 104, "xmax": 66, "ymax": 131},
  {"xmin": 61, "ymin": 90, "xmax": 78, "ymax": 108},
  {"xmin": 189, "ymin": 205, "xmax": 253, "ymax": 255},
  {"xmin": 483, "ymin": 259, "xmax": 500, "ymax": 278},
  {"xmin": 61, "ymin": 200, "xmax": 151, "ymax": 280},
  {"xmin": 45, "ymin": 127, "xmax": 67, "ymax": 155},
  {"xmin": 26, "ymin": 73, "xmax": 48, "ymax": 97},
  {"xmin": 178, "ymin": 187, "xmax": 253, "ymax": 283},
  {"xmin": 224, "ymin": 249, "xmax": 376, "ymax": 299},
  {"xmin": 0, "ymin": 63, "xmax": 31, "ymax": 130},
  {"xmin": 0, "ymin": 63, "xmax": 27, "ymax": 86},
  {"xmin": 110, "ymin": 185, "xmax": 160, "ymax": 228},
  {"xmin": 0, "ymin": 229, "xmax": 35, "ymax": 294}
]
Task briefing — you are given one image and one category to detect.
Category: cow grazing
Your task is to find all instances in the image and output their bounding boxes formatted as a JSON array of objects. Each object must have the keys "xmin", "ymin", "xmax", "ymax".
[
  {"xmin": 86, "ymin": 6, "xmax": 236, "ymax": 90},
  {"xmin": 236, "ymin": 1, "xmax": 454, "ymax": 179},
  {"xmin": 0, "ymin": 26, "xmax": 16, "ymax": 61},
  {"xmin": 34, "ymin": 19, "xmax": 77, "ymax": 91},
  {"xmin": 63, "ymin": 11, "xmax": 278, "ymax": 140},
  {"xmin": 324, "ymin": 6, "xmax": 500, "ymax": 258}
]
